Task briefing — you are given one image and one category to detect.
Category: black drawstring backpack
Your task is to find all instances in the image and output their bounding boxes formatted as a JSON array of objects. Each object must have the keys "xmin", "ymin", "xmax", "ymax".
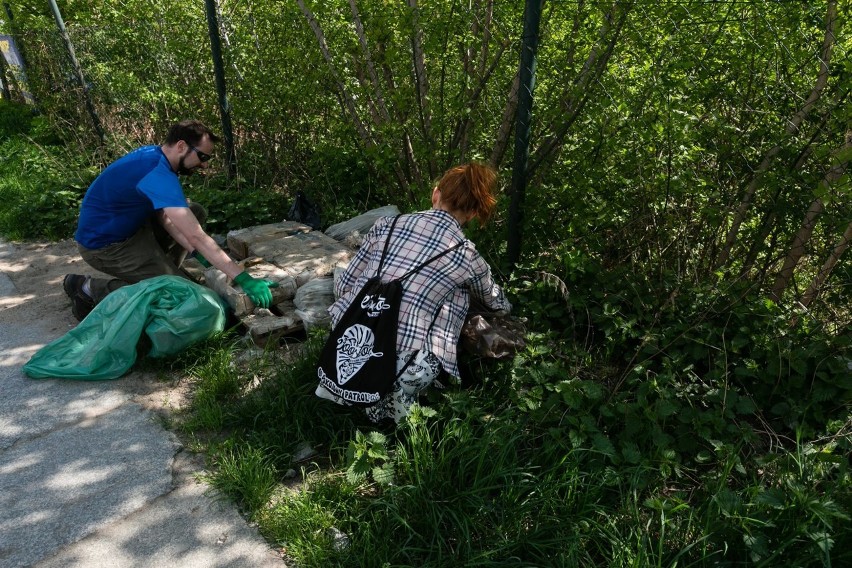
[{"xmin": 316, "ymin": 215, "xmax": 463, "ymax": 406}]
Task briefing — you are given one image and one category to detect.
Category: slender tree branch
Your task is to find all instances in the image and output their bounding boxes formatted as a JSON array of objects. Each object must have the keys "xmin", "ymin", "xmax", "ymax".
[
  {"xmin": 296, "ymin": 0, "xmax": 371, "ymax": 145},
  {"xmin": 527, "ymin": 0, "xmax": 633, "ymax": 177},
  {"xmin": 406, "ymin": 0, "xmax": 437, "ymax": 181},
  {"xmin": 349, "ymin": 0, "xmax": 390, "ymax": 122},
  {"xmin": 801, "ymin": 221, "xmax": 852, "ymax": 309},
  {"xmin": 489, "ymin": 69, "xmax": 519, "ymax": 169},
  {"xmin": 451, "ymin": 37, "xmax": 511, "ymax": 162},
  {"xmin": 771, "ymin": 129, "xmax": 851, "ymax": 302},
  {"xmin": 296, "ymin": 0, "xmax": 411, "ymax": 196},
  {"xmin": 715, "ymin": 0, "xmax": 837, "ymax": 269}
]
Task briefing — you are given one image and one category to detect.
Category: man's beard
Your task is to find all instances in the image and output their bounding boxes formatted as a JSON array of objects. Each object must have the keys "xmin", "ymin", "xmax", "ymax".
[{"xmin": 177, "ymin": 151, "xmax": 198, "ymax": 176}]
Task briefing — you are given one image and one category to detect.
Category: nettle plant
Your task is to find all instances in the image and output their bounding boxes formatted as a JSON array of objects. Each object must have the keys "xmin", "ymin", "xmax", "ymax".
[
  {"xmin": 499, "ymin": 261, "xmax": 850, "ymax": 466},
  {"xmin": 345, "ymin": 429, "xmax": 395, "ymax": 486}
]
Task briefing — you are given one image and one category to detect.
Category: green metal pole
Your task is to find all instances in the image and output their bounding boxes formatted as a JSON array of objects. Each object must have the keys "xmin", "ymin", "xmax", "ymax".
[
  {"xmin": 47, "ymin": 0, "xmax": 104, "ymax": 144},
  {"xmin": 204, "ymin": 0, "xmax": 236, "ymax": 178},
  {"xmin": 506, "ymin": 0, "xmax": 543, "ymax": 270}
]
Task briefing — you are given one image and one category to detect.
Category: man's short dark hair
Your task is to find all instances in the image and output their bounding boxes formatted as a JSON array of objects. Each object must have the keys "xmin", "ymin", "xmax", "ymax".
[{"xmin": 165, "ymin": 120, "xmax": 221, "ymax": 146}]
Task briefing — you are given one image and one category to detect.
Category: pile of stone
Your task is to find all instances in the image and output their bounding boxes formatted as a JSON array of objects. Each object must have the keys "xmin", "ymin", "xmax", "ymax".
[{"xmin": 185, "ymin": 206, "xmax": 400, "ymax": 345}]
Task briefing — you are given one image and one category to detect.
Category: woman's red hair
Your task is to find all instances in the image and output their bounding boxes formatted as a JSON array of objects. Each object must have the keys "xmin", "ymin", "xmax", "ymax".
[{"xmin": 436, "ymin": 162, "xmax": 497, "ymax": 225}]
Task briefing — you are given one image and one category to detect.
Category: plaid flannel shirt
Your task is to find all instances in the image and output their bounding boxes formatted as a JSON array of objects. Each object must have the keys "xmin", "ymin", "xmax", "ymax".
[{"xmin": 329, "ymin": 210, "xmax": 511, "ymax": 377}]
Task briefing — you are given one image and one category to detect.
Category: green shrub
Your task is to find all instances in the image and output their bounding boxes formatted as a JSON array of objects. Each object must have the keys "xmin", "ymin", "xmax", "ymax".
[
  {"xmin": 185, "ymin": 179, "xmax": 290, "ymax": 235},
  {"xmin": 0, "ymin": 134, "xmax": 93, "ymax": 240},
  {"xmin": 0, "ymin": 100, "xmax": 35, "ymax": 140}
]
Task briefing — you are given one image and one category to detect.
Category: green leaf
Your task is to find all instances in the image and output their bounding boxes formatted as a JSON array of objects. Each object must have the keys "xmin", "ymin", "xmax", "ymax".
[
  {"xmin": 755, "ymin": 488, "xmax": 786, "ymax": 509},
  {"xmin": 621, "ymin": 442, "xmax": 642, "ymax": 464},
  {"xmin": 592, "ymin": 433, "xmax": 616, "ymax": 457},
  {"xmin": 656, "ymin": 398, "xmax": 678, "ymax": 418},
  {"xmin": 346, "ymin": 457, "xmax": 370, "ymax": 484},
  {"xmin": 735, "ymin": 395, "xmax": 756, "ymax": 415},
  {"xmin": 713, "ymin": 488, "xmax": 740, "ymax": 516},
  {"xmin": 372, "ymin": 462, "xmax": 395, "ymax": 486},
  {"xmin": 367, "ymin": 431, "xmax": 387, "ymax": 446}
]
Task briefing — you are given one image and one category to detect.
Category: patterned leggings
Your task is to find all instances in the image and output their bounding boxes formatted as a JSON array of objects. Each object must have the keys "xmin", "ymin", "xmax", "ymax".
[{"xmin": 364, "ymin": 350, "xmax": 442, "ymax": 424}]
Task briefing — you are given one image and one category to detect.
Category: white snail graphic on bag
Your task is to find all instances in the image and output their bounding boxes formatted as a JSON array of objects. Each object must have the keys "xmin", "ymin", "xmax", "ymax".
[
  {"xmin": 335, "ymin": 324, "xmax": 383, "ymax": 385},
  {"xmin": 316, "ymin": 214, "xmax": 465, "ymax": 407}
]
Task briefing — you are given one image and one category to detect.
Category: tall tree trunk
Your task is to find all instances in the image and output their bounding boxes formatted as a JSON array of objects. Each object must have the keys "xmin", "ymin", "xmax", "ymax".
[
  {"xmin": 349, "ymin": 0, "xmax": 390, "ymax": 122},
  {"xmin": 296, "ymin": 0, "xmax": 411, "ymax": 196},
  {"xmin": 477, "ymin": 0, "xmax": 493, "ymax": 79},
  {"xmin": 770, "ymin": 199, "xmax": 825, "ymax": 301},
  {"xmin": 715, "ymin": 0, "xmax": 837, "ymax": 269},
  {"xmin": 565, "ymin": 0, "xmax": 585, "ymax": 72},
  {"xmin": 489, "ymin": 70, "xmax": 520, "ymax": 169},
  {"xmin": 455, "ymin": 0, "xmax": 494, "ymax": 161},
  {"xmin": 296, "ymin": 0, "xmax": 371, "ymax": 144},
  {"xmin": 451, "ymin": 38, "xmax": 510, "ymax": 164},
  {"xmin": 770, "ymin": 129, "xmax": 851, "ymax": 302},
  {"xmin": 737, "ymin": 104, "xmax": 841, "ymax": 277},
  {"xmin": 406, "ymin": 0, "xmax": 438, "ymax": 181},
  {"xmin": 349, "ymin": 0, "xmax": 421, "ymax": 193},
  {"xmin": 801, "ymin": 221, "xmax": 852, "ymax": 309}
]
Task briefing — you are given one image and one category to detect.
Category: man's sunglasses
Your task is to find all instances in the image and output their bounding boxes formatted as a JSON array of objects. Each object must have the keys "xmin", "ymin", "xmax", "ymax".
[{"xmin": 187, "ymin": 144, "xmax": 212, "ymax": 163}]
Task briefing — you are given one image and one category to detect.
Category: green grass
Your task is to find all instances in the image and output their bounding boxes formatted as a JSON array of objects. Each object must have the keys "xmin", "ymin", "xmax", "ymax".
[
  {"xmin": 168, "ymin": 326, "xmax": 850, "ymax": 567},
  {"xmin": 204, "ymin": 440, "xmax": 279, "ymax": 517},
  {"xmin": 0, "ymin": 136, "xmax": 93, "ymax": 240}
]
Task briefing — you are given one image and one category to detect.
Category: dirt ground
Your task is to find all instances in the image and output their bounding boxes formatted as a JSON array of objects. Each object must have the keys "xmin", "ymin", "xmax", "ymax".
[{"xmin": 0, "ymin": 237, "xmax": 196, "ymax": 414}]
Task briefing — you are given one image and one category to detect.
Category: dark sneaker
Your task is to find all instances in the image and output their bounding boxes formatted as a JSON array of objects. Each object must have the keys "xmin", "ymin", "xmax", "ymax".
[{"xmin": 63, "ymin": 274, "xmax": 95, "ymax": 321}]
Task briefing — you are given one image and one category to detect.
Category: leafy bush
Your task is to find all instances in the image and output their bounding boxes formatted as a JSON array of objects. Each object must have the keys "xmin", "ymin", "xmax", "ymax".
[
  {"xmin": 506, "ymin": 254, "xmax": 851, "ymax": 443},
  {"xmin": 184, "ymin": 179, "xmax": 291, "ymax": 235},
  {"xmin": 0, "ymin": 100, "xmax": 35, "ymax": 140},
  {"xmin": 0, "ymin": 131, "xmax": 94, "ymax": 240}
]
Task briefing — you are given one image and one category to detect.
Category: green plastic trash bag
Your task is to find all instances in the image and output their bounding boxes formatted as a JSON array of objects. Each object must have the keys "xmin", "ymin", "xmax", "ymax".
[{"xmin": 24, "ymin": 275, "xmax": 226, "ymax": 381}]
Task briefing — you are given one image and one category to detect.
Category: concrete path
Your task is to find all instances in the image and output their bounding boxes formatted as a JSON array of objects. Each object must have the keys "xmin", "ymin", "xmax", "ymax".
[{"xmin": 0, "ymin": 239, "xmax": 284, "ymax": 567}]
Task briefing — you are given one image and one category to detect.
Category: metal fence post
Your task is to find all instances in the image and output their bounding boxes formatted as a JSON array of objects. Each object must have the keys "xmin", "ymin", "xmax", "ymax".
[
  {"xmin": 204, "ymin": 0, "xmax": 236, "ymax": 178},
  {"xmin": 47, "ymin": 0, "xmax": 104, "ymax": 144},
  {"xmin": 507, "ymin": 0, "xmax": 543, "ymax": 271}
]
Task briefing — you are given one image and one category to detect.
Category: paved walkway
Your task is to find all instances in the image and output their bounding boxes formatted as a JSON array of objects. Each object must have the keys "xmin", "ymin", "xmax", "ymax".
[{"xmin": 0, "ymin": 239, "xmax": 283, "ymax": 567}]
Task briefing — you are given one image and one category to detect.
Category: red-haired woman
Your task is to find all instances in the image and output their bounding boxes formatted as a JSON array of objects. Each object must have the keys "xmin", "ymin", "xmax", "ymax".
[{"xmin": 317, "ymin": 162, "xmax": 512, "ymax": 424}]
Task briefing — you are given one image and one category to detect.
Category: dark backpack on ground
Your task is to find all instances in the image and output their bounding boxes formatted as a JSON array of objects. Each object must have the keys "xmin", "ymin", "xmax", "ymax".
[
  {"xmin": 316, "ymin": 215, "xmax": 463, "ymax": 406},
  {"xmin": 286, "ymin": 190, "xmax": 322, "ymax": 230}
]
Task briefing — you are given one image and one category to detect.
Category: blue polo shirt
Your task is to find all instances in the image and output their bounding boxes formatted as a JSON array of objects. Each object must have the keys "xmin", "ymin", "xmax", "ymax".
[{"xmin": 75, "ymin": 145, "xmax": 188, "ymax": 249}]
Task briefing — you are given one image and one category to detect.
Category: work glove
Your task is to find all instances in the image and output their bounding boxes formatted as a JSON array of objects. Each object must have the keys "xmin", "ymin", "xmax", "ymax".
[
  {"xmin": 189, "ymin": 250, "xmax": 211, "ymax": 268},
  {"xmin": 234, "ymin": 271, "xmax": 279, "ymax": 308}
]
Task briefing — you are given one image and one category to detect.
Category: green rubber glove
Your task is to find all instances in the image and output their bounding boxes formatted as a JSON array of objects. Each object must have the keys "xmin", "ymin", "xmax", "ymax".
[
  {"xmin": 234, "ymin": 271, "xmax": 280, "ymax": 308},
  {"xmin": 190, "ymin": 250, "xmax": 211, "ymax": 268}
]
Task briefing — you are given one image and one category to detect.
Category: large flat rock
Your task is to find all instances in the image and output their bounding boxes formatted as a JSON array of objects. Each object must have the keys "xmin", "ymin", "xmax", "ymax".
[
  {"xmin": 226, "ymin": 221, "xmax": 312, "ymax": 260},
  {"xmin": 262, "ymin": 231, "xmax": 354, "ymax": 287}
]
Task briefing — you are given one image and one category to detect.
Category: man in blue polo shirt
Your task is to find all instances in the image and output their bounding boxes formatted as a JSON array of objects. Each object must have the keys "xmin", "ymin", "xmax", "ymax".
[{"xmin": 64, "ymin": 119, "xmax": 276, "ymax": 320}]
